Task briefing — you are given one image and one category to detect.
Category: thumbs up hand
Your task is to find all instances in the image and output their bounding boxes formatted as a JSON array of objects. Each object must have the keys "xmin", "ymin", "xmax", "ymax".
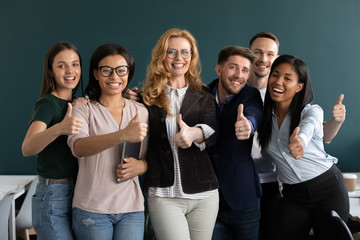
[
  {"xmin": 333, "ymin": 94, "xmax": 346, "ymax": 123},
  {"xmin": 122, "ymin": 111, "xmax": 148, "ymax": 142},
  {"xmin": 234, "ymin": 104, "xmax": 252, "ymax": 140},
  {"xmin": 60, "ymin": 102, "xmax": 83, "ymax": 135},
  {"xmin": 173, "ymin": 114, "xmax": 197, "ymax": 149},
  {"xmin": 288, "ymin": 127, "xmax": 305, "ymax": 160}
]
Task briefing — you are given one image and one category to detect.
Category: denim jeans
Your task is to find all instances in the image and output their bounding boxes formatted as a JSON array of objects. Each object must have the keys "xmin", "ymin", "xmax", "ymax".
[
  {"xmin": 32, "ymin": 176, "xmax": 75, "ymax": 240},
  {"xmin": 212, "ymin": 199, "xmax": 260, "ymax": 240},
  {"xmin": 72, "ymin": 207, "xmax": 144, "ymax": 240}
]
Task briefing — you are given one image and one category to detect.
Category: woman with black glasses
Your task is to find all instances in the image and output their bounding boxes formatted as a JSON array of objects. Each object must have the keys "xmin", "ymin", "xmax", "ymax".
[{"xmin": 67, "ymin": 43, "xmax": 148, "ymax": 240}]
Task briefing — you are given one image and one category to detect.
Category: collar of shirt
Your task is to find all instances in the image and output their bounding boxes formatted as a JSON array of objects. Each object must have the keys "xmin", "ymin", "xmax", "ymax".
[
  {"xmin": 166, "ymin": 84, "xmax": 188, "ymax": 115},
  {"xmin": 211, "ymin": 82, "xmax": 235, "ymax": 121},
  {"xmin": 166, "ymin": 84, "xmax": 188, "ymax": 97},
  {"xmin": 267, "ymin": 105, "xmax": 335, "ymax": 184}
]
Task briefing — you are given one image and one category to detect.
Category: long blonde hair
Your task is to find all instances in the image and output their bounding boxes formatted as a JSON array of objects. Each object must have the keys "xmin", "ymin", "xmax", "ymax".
[{"xmin": 141, "ymin": 28, "xmax": 204, "ymax": 114}]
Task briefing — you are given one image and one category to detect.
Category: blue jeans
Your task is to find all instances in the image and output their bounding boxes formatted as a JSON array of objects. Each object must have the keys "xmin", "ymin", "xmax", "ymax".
[
  {"xmin": 32, "ymin": 176, "xmax": 75, "ymax": 240},
  {"xmin": 212, "ymin": 199, "xmax": 260, "ymax": 240},
  {"xmin": 72, "ymin": 207, "xmax": 144, "ymax": 240}
]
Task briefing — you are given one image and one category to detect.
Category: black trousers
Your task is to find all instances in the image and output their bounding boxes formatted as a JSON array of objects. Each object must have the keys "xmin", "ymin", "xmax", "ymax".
[
  {"xmin": 276, "ymin": 164, "xmax": 349, "ymax": 240},
  {"xmin": 258, "ymin": 182, "xmax": 282, "ymax": 240}
]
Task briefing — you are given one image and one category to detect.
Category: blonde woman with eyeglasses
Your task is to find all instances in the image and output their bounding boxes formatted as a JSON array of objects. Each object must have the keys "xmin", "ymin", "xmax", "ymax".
[{"xmin": 141, "ymin": 28, "xmax": 219, "ymax": 240}]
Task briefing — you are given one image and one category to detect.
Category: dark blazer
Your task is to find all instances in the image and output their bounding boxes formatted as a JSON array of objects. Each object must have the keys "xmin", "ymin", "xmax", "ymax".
[
  {"xmin": 208, "ymin": 79, "xmax": 263, "ymax": 211},
  {"xmin": 144, "ymin": 87, "xmax": 219, "ymax": 194}
]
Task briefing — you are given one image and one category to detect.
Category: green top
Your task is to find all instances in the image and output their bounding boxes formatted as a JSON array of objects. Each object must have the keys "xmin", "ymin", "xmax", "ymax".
[{"xmin": 31, "ymin": 93, "xmax": 78, "ymax": 178}]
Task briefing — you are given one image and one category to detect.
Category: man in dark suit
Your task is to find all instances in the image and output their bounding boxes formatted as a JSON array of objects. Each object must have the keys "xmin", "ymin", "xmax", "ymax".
[{"xmin": 208, "ymin": 46, "xmax": 263, "ymax": 240}]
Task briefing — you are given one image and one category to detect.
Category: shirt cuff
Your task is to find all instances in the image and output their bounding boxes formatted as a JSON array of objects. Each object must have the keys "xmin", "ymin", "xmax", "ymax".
[
  {"xmin": 194, "ymin": 142, "xmax": 206, "ymax": 151},
  {"xmin": 248, "ymin": 120, "xmax": 255, "ymax": 135},
  {"xmin": 195, "ymin": 124, "xmax": 215, "ymax": 139},
  {"xmin": 194, "ymin": 124, "xmax": 215, "ymax": 151}
]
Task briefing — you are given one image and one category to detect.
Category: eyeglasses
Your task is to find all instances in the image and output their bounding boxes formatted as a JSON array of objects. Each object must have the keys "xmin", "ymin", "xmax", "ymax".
[
  {"xmin": 98, "ymin": 65, "xmax": 129, "ymax": 77},
  {"xmin": 166, "ymin": 49, "xmax": 192, "ymax": 59}
]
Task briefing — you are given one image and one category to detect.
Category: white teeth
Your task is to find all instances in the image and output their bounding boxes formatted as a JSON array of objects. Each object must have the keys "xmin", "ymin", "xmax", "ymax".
[
  {"xmin": 230, "ymin": 79, "xmax": 242, "ymax": 85},
  {"xmin": 108, "ymin": 83, "xmax": 121, "ymax": 87},
  {"xmin": 256, "ymin": 62, "xmax": 268, "ymax": 68},
  {"xmin": 65, "ymin": 77, "xmax": 75, "ymax": 80},
  {"xmin": 173, "ymin": 64, "xmax": 184, "ymax": 67},
  {"xmin": 273, "ymin": 88, "xmax": 283, "ymax": 93}
]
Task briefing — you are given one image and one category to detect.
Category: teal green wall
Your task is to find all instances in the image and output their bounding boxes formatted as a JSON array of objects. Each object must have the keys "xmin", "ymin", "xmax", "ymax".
[{"xmin": 1, "ymin": 0, "xmax": 359, "ymax": 174}]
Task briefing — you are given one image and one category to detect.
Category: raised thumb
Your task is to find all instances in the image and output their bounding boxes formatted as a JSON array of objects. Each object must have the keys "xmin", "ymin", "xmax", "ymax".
[
  {"xmin": 291, "ymin": 126, "xmax": 300, "ymax": 140},
  {"xmin": 131, "ymin": 111, "xmax": 139, "ymax": 122},
  {"xmin": 66, "ymin": 102, "xmax": 73, "ymax": 116},
  {"xmin": 237, "ymin": 104, "xmax": 244, "ymax": 121},
  {"xmin": 336, "ymin": 94, "xmax": 344, "ymax": 105},
  {"xmin": 177, "ymin": 114, "xmax": 184, "ymax": 129}
]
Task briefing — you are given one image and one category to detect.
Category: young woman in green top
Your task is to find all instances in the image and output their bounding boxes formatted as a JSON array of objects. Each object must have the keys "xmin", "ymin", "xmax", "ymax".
[{"xmin": 22, "ymin": 41, "xmax": 83, "ymax": 239}]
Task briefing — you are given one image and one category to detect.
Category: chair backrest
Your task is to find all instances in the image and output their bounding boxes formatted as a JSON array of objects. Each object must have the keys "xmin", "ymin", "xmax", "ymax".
[
  {"xmin": 15, "ymin": 177, "xmax": 38, "ymax": 231},
  {"xmin": 327, "ymin": 210, "xmax": 354, "ymax": 240},
  {"xmin": 0, "ymin": 192, "xmax": 16, "ymax": 240}
]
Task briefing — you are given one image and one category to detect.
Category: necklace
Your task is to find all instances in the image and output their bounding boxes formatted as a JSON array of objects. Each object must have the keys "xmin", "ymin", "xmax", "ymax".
[{"xmin": 98, "ymin": 98, "xmax": 125, "ymax": 110}]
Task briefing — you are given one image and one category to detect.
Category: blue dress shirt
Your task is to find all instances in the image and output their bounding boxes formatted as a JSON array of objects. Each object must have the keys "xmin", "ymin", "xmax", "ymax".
[{"xmin": 258, "ymin": 104, "xmax": 337, "ymax": 184}]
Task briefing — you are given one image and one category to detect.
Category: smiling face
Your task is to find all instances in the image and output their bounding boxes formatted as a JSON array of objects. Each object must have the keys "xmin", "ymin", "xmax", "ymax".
[
  {"xmin": 51, "ymin": 49, "xmax": 81, "ymax": 93},
  {"xmin": 268, "ymin": 63, "xmax": 304, "ymax": 109},
  {"xmin": 94, "ymin": 54, "xmax": 129, "ymax": 97},
  {"xmin": 163, "ymin": 37, "xmax": 192, "ymax": 79},
  {"xmin": 250, "ymin": 37, "xmax": 279, "ymax": 79},
  {"xmin": 216, "ymin": 55, "xmax": 251, "ymax": 101}
]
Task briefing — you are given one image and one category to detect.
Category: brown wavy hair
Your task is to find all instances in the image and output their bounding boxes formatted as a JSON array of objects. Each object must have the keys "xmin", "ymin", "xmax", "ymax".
[
  {"xmin": 141, "ymin": 28, "xmax": 204, "ymax": 115},
  {"xmin": 40, "ymin": 41, "xmax": 83, "ymax": 98}
]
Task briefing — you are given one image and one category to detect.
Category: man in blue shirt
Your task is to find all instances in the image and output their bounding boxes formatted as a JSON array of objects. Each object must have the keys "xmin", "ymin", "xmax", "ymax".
[{"xmin": 208, "ymin": 46, "xmax": 263, "ymax": 240}]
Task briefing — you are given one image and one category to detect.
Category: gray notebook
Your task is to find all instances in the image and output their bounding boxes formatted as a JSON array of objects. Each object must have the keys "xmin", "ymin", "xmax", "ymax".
[
  {"xmin": 121, "ymin": 142, "xmax": 141, "ymax": 163},
  {"xmin": 117, "ymin": 142, "xmax": 141, "ymax": 183}
]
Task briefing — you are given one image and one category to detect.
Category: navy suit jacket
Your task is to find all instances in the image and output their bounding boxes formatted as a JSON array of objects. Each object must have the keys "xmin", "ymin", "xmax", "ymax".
[{"xmin": 208, "ymin": 79, "xmax": 263, "ymax": 211}]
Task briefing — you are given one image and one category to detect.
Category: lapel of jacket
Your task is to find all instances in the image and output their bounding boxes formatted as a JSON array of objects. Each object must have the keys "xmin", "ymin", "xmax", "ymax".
[
  {"xmin": 157, "ymin": 105, "xmax": 167, "ymax": 119},
  {"xmin": 180, "ymin": 87, "xmax": 201, "ymax": 118},
  {"xmin": 218, "ymin": 88, "xmax": 242, "ymax": 125}
]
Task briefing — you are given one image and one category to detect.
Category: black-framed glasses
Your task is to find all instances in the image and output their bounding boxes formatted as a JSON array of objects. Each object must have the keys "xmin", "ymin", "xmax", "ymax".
[
  {"xmin": 166, "ymin": 49, "xmax": 192, "ymax": 59},
  {"xmin": 98, "ymin": 65, "xmax": 129, "ymax": 77}
]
